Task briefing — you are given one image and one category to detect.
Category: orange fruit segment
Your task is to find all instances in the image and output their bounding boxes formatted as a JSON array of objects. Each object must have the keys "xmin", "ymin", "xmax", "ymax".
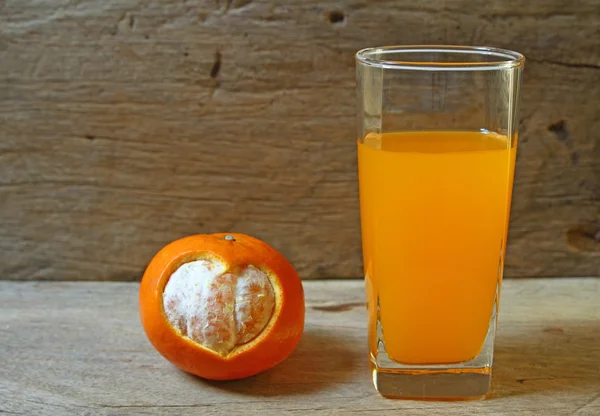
[{"xmin": 139, "ymin": 233, "xmax": 305, "ymax": 380}]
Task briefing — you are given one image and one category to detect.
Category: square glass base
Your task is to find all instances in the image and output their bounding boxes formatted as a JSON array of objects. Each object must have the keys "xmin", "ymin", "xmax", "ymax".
[
  {"xmin": 370, "ymin": 300, "xmax": 497, "ymax": 400},
  {"xmin": 371, "ymin": 363, "xmax": 491, "ymax": 400}
]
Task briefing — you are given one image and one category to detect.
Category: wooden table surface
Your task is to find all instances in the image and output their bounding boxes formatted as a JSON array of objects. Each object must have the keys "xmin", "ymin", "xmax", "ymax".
[{"xmin": 1, "ymin": 279, "xmax": 599, "ymax": 415}]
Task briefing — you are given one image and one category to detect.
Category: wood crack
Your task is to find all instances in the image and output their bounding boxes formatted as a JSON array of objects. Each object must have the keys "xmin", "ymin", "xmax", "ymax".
[
  {"xmin": 98, "ymin": 403, "xmax": 216, "ymax": 408},
  {"xmin": 528, "ymin": 58, "xmax": 600, "ymax": 70},
  {"xmin": 311, "ymin": 301, "xmax": 364, "ymax": 312}
]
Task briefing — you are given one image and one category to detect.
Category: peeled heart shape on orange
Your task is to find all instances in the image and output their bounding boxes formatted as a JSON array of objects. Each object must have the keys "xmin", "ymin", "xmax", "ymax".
[{"xmin": 139, "ymin": 233, "xmax": 305, "ymax": 380}]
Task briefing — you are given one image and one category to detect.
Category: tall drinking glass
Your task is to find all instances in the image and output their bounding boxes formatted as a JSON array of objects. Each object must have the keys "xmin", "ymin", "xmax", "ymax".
[{"xmin": 356, "ymin": 46, "xmax": 524, "ymax": 399}]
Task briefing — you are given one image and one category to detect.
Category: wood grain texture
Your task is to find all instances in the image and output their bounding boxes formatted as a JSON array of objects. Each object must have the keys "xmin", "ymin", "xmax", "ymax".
[
  {"xmin": 1, "ymin": 279, "xmax": 599, "ymax": 415},
  {"xmin": 0, "ymin": 0, "xmax": 599, "ymax": 280}
]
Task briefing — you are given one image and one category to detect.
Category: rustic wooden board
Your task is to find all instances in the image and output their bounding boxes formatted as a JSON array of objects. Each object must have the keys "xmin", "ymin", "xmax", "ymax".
[
  {"xmin": 1, "ymin": 279, "xmax": 599, "ymax": 415},
  {"xmin": 0, "ymin": 0, "xmax": 599, "ymax": 280}
]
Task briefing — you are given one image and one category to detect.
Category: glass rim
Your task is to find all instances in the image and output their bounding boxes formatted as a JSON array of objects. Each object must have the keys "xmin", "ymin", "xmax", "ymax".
[{"xmin": 356, "ymin": 45, "xmax": 525, "ymax": 71}]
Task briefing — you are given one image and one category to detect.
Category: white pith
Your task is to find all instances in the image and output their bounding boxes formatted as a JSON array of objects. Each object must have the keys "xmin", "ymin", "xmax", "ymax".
[{"xmin": 162, "ymin": 259, "xmax": 275, "ymax": 355}]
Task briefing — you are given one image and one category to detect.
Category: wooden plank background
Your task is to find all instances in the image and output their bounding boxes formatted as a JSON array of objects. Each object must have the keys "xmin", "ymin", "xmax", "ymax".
[{"xmin": 1, "ymin": 0, "xmax": 599, "ymax": 281}]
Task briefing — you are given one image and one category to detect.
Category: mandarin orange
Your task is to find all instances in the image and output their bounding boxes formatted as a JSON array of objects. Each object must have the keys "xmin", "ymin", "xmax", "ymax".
[{"xmin": 139, "ymin": 233, "xmax": 305, "ymax": 380}]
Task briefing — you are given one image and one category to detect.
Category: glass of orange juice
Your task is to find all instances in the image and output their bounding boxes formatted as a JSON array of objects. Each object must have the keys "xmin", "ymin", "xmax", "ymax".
[{"xmin": 356, "ymin": 46, "xmax": 525, "ymax": 399}]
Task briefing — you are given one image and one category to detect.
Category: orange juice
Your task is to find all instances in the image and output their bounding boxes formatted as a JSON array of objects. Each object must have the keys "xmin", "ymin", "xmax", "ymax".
[{"xmin": 358, "ymin": 131, "xmax": 516, "ymax": 365}]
